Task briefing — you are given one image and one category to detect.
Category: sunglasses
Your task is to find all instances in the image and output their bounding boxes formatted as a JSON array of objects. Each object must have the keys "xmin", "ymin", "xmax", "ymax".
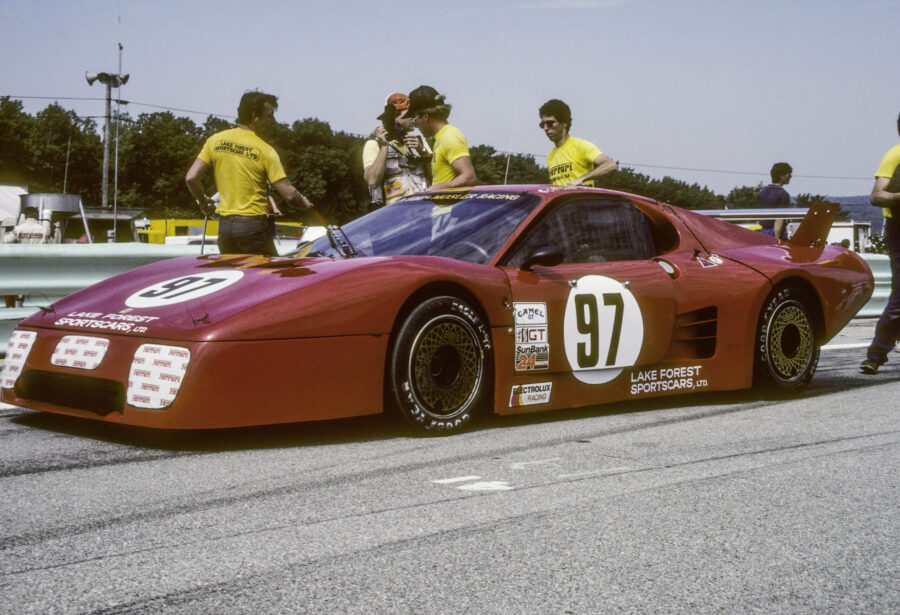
[{"xmin": 539, "ymin": 120, "xmax": 558, "ymax": 129}]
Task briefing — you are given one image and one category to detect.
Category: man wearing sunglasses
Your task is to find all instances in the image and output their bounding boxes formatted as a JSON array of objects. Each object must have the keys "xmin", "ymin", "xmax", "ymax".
[
  {"xmin": 539, "ymin": 99, "xmax": 617, "ymax": 187},
  {"xmin": 407, "ymin": 85, "xmax": 476, "ymax": 190}
]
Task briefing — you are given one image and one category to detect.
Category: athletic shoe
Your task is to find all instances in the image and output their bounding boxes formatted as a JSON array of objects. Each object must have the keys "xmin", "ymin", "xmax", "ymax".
[{"xmin": 860, "ymin": 359, "xmax": 881, "ymax": 375}]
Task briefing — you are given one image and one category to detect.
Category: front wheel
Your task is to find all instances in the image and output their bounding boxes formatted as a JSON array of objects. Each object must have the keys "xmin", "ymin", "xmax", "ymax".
[
  {"xmin": 390, "ymin": 296, "xmax": 493, "ymax": 434},
  {"xmin": 754, "ymin": 286, "xmax": 819, "ymax": 393}
]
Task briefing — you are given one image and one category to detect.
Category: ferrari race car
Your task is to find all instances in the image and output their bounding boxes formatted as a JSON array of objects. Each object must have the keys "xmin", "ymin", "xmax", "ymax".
[{"xmin": 1, "ymin": 186, "xmax": 873, "ymax": 434}]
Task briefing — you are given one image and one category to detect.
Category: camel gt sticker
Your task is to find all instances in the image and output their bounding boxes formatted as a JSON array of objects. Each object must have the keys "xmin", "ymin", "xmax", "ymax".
[
  {"xmin": 125, "ymin": 270, "xmax": 245, "ymax": 308},
  {"xmin": 564, "ymin": 275, "xmax": 644, "ymax": 384}
]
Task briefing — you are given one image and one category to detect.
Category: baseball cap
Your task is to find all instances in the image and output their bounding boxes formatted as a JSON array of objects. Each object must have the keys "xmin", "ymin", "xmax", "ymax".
[
  {"xmin": 406, "ymin": 85, "xmax": 442, "ymax": 115},
  {"xmin": 377, "ymin": 92, "xmax": 409, "ymax": 119}
]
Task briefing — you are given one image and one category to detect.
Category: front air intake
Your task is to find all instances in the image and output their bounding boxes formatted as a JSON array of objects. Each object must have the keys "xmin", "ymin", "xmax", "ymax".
[{"xmin": 15, "ymin": 370, "xmax": 125, "ymax": 415}]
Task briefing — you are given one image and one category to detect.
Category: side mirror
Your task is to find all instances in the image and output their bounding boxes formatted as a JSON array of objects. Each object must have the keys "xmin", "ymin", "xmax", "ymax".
[{"xmin": 520, "ymin": 246, "xmax": 564, "ymax": 271}]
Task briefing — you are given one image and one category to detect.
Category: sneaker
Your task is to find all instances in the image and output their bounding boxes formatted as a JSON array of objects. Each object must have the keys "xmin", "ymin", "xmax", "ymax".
[{"xmin": 860, "ymin": 359, "xmax": 881, "ymax": 375}]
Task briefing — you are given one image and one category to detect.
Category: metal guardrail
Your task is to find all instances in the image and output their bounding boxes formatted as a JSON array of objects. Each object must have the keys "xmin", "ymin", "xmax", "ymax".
[{"xmin": 0, "ymin": 245, "xmax": 891, "ymax": 357}]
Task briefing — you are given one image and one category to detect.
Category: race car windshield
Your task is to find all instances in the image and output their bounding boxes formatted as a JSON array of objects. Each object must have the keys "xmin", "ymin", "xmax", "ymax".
[{"xmin": 300, "ymin": 192, "xmax": 540, "ymax": 264}]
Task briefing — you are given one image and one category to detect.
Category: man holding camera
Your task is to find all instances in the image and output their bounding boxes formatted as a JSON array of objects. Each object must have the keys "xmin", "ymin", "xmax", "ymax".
[
  {"xmin": 363, "ymin": 92, "xmax": 432, "ymax": 206},
  {"xmin": 185, "ymin": 90, "xmax": 313, "ymax": 256}
]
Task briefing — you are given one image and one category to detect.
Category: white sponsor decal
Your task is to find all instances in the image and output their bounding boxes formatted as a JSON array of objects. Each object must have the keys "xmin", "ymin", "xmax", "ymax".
[
  {"xmin": 629, "ymin": 365, "xmax": 708, "ymax": 395},
  {"xmin": 126, "ymin": 344, "xmax": 191, "ymax": 409},
  {"xmin": 1, "ymin": 330, "xmax": 37, "ymax": 389},
  {"xmin": 564, "ymin": 275, "xmax": 643, "ymax": 384},
  {"xmin": 509, "ymin": 382, "xmax": 552, "ymax": 407},
  {"xmin": 513, "ymin": 302, "xmax": 547, "ymax": 325},
  {"xmin": 125, "ymin": 270, "xmax": 244, "ymax": 308},
  {"xmin": 515, "ymin": 343, "xmax": 550, "ymax": 371}
]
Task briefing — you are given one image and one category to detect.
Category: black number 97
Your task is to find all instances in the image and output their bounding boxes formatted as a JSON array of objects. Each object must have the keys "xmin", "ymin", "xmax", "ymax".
[{"xmin": 575, "ymin": 292, "xmax": 623, "ymax": 368}]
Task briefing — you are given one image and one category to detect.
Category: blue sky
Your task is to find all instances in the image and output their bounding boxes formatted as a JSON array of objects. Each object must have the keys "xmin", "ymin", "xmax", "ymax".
[{"xmin": 2, "ymin": 0, "xmax": 898, "ymax": 198}]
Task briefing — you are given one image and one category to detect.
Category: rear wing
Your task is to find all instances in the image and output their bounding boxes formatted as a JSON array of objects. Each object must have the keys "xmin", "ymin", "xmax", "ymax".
[{"xmin": 787, "ymin": 202, "xmax": 838, "ymax": 248}]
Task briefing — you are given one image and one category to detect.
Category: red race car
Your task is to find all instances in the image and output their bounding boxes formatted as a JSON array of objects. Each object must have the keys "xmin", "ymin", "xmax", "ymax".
[{"xmin": 1, "ymin": 186, "xmax": 873, "ymax": 434}]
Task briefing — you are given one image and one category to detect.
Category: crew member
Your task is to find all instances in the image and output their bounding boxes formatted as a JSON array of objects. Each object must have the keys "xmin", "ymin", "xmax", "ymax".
[
  {"xmin": 185, "ymin": 90, "xmax": 313, "ymax": 256},
  {"xmin": 407, "ymin": 85, "xmax": 476, "ymax": 190},
  {"xmin": 861, "ymin": 113, "xmax": 900, "ymax": 374},
  {"xmin": 539, "ymin": 98, "xmax": 617, "ymax": 186},
  {"xmin": 363, "ymin": 92, "xmax": 431, "ymax": 206},
  {"xmin": 759, "ymin": 162, "xmax": 793, "ymax": 239}
]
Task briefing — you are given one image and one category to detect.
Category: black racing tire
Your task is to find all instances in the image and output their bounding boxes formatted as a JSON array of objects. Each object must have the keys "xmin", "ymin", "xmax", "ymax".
[
  {"xmin": 390, "ymin": 296, "xmax": 493, "ymax": 434},
  {"xmin": 754, "ymin": 286, "xmax": 819, "ymax": 393}
]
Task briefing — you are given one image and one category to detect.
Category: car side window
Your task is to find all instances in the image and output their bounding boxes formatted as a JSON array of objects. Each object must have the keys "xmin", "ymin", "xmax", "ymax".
[{"xmin": 505, "ymin": 197, "xmax": 656, "ymax": 266}]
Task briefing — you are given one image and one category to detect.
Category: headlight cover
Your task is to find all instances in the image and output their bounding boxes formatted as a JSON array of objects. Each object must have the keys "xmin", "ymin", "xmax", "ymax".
[
  {"xmin": 1, "ymin": 330, "xmax": 37, "ymax": 389},
  {"xmin": 127, "ymin": 344, "xmax": 191, "ymax": 409}
]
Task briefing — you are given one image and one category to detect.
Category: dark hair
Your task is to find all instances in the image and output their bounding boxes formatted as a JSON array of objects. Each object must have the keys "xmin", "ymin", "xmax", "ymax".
[
  {"xmin": 539, "ymin": 99, "xmax": 572, "ymax": 129},
  {"xmin": 237, "ymin": 90, "xmax": 278, "ymax": 125},
  {"xmin": 896, "ymin": 112, "xmax": 900, "ymax": 137},
  {"xmin": 770, "ymin": 162, "xmax": 792, "ymax": 182}
]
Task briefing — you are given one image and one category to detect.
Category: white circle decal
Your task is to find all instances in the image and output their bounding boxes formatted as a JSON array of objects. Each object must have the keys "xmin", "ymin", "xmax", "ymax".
[
  {"xmin": 125, "ymin": 270, "xmax": 245, "ymax": 308},
  {"xmin": 564, "ymin": 275, "xmax": 644, "ymax": 384}
]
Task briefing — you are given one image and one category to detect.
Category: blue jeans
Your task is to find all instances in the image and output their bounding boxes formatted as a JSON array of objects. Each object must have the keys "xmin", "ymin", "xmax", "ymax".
[
  {"xmin": 217, "ymin": 216, "xmax": 277, "ymax": 256},
  {"xmin": 867, "ymin": 219, "xmax": 900, "ymax": 363}
]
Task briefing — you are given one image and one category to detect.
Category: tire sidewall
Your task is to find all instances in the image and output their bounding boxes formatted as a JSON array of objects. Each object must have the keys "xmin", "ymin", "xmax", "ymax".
[
  {"xmin": 755, "ymin": 286, "xmax": 818, "ymax": 392},
  {"xmin": 390, "ymin": 296, "xmax": 493, "ymax": 433}
]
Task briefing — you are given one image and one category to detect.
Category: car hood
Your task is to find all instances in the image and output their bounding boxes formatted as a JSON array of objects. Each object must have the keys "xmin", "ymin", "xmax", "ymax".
[{"xmin": 21, "ymin": 254, "xmax": 504, "ymax": 342}]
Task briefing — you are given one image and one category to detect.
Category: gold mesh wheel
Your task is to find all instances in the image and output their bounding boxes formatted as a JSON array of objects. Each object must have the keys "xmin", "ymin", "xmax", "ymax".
[
  {"xmin": 767, "ymin": 303, "xmax": 813, "ymax": 381},
  {"xmin": 409, "ymin": 316, "xmax": 482, "ymax": 417}
]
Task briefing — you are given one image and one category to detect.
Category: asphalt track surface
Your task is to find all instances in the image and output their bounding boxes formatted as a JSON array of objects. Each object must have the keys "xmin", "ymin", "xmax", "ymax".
[{"xmin": 0, "ymin": 320, "xmax": 897, "ymax": 614}]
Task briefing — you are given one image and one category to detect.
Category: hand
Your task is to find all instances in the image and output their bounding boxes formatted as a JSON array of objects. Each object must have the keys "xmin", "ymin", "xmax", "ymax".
[
  {"xmin": 373, "ymin": 126, "xmax": 389, "ymax": 146},
  {"xmin": 300, "ymin": 194, "xmax": 314, "ymax": 210},
  {"xmin": 403, "ymin": 134, "xmax": 423, "ymax": 154},
  {"xmin": 565, "ymin": 178, "xmax": 583, "ymax": 187}
]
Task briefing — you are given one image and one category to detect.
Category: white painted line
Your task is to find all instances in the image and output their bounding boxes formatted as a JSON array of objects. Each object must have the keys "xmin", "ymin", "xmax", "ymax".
[
  {"xmin": 559, "ymin": 468, "xmax": 632, "ymax": 479},
  {"xmin": 458, "ymin": 481, "xmax": 513, "ymax": 491},
  {"xmin": 510, "ymin": 458, "xmax": 561, "ymax": 470},
  {"xmin": 822, "ymin": 343, "xmax": 869, "ymax": 351},
  {"xmin": 432, "ymin": 476, "xmax": 481, "ymax": 484}
]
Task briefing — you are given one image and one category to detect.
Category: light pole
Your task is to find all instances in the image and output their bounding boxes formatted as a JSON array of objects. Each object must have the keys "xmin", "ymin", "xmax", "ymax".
[{"xmin": 85, "ymin": 71, "xmax": 128, "ymax": 211}]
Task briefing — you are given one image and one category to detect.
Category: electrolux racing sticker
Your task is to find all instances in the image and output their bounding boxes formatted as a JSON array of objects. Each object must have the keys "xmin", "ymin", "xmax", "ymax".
[
  {"xmin": 564, "ymin": 275, "xmax": 644, "ymax": 384},
  {"xmin": 509, "ymin": 382, "xmax": 552, "ymax": 407},
  {"xmin": 125, "ymin": 270, "xmax": 244, "ymax": 308},
  {"xmin": 513, "ymin": 303, "xmax": 549, "ymax": 371},
  {"xmin": 629, "ymin": 365, "xmax": 708, "ymax": 395}
]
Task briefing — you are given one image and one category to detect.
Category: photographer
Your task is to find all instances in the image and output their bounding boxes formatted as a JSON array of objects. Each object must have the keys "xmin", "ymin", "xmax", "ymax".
[{"xmin": 363, "ymin": 92, "xmax": 431, "ymax": 206}]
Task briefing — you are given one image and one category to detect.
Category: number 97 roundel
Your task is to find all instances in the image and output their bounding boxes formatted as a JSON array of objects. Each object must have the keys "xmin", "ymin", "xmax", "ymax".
[
  {"xmin": 125, "ymin": 271, "xmax": 245, "ymax": 308},
  {"xmin": 564, "ymin": 275, "xmax": 644, "ymax": 384}
]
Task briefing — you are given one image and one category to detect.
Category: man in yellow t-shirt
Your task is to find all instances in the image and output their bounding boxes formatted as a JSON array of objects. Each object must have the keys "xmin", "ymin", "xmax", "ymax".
[
  {"xmin": 861, "ymin": 113, "xmax": 900, "ymax": 374},
  {"xmin": 186, "ymin": 90, "xmax": 313, "ymax": 256},
  {"xmin": 407, "ymin": 85, "xmax": 476, "ymax": 190},
  {"xmin": 539, "ymin": 99, "xmax": 617, "ymax": 187}
]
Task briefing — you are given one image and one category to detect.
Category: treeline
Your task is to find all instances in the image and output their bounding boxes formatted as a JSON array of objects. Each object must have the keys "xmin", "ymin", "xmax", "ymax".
[{"xmin": 0, "ymin": 97, "xmax": 825, "ymax": 223}]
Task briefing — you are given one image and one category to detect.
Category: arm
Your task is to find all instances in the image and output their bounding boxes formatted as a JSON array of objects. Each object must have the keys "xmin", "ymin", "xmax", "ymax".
[
  {"xmin": 773, "ymin": 218, "xmax": 786, "ymax": 240},
  {"xmin": 430, "ymin": 156, "xmax": 476, "ymax": 190},
  {"xmin": 567, "ymin": 153, "xmax": 618, "ymax": 186},
  {"xmin": 271, "ymin": 178, "xmax": 314, "ymax": 211},
  {"xmin": 185, "ymin": 158, "xmax": 211, "ymax": 205},
  {"xmin": 363, "ymin": 130, "xmax": 390, "ymax": 189},
  {"xmin": 871, "ymin": 176, "xmax": 900, "ymax": 207}
]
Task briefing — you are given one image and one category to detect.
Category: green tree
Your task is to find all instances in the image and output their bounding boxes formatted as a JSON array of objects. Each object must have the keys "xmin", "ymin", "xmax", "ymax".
[
  {"xmin": 118, "ymin": 111, "xmax": 202, "ymax": 214},
  {"xmin": 0, "ymin": 97, "xmax": 34, "ymax": 186},
  {"xmin": 469, "ymin": 145, "xmax": 545, "ymax": 185},
  {"xmin": 725, "ymin": 183, "xmax": 763, "ymax": 208}
]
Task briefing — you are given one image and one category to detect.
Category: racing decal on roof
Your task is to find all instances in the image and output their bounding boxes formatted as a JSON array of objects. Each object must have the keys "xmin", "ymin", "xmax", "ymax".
[
  {"xmin": 509, "ymin": 382, "xmax": 552, "ymax": 407},
  {"xmin": 564, "ymin": 275, "xmax": 644, "ymax": 385},
  {"xmin": 125, "ymin": 270, "xmax": 244, "ymax": 308},
  {"xmin": 513, "ymin": 302, "xmax": 550, "ymax": 371}
]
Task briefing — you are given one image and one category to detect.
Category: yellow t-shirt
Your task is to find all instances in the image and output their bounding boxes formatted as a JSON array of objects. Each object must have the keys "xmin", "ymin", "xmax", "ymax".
[
  {"xmin": 432, "ymin": 124, "xmax": 470, "ymax": 186},
  {"xmin": 875, "ymin": 143, "xmax": 900, "ymax": 219},
  {"xmin": 547, "ymin": 137, "xmax": 603, "ymax": 186},
  {"xmin": 198, "ymin": 127, "xmax": 287, "ymax": 216}
]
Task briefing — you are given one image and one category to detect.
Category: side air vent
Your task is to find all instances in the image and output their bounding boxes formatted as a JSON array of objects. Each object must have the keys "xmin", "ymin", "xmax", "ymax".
[{"xmin": 665, "ymin": 306, "xmax": 717, "ymax": 360}]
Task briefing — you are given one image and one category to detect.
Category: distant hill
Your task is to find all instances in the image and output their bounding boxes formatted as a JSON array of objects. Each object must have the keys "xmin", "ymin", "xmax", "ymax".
[{"xmin": 826, "ymin": 195, "xmax": 885, "ymax": 232}]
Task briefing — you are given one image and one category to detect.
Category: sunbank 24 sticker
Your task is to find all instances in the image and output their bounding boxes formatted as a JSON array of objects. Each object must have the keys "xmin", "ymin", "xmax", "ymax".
[
  {"xmin": 564, "ymin": 275, "xmax": 643, "ymax": 384},
  {"xmin": 125, "ymin": 270, "xmax": 244, "ymax": 308}
]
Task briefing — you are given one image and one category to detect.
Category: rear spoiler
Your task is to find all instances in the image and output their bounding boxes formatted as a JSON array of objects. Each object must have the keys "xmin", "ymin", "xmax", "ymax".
[{"xmin": 787, "ymin": 202, "xmax": 838, "ymax": 248}]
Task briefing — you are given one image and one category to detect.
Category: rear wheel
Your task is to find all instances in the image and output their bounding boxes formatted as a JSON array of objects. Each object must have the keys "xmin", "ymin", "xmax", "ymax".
[
  {"xmin": 390, "ymin": 296, "xmax": 493, "ymax": 434},
  {"xmin": 754, "ymin": 286, "xmax": 819, "ymax": 392}
]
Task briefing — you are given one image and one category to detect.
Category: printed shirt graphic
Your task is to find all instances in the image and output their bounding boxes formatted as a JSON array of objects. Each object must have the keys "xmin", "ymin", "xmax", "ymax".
[
  {"xmin": 875, "ymin": 143, "xmax": 900, "ymax": 219},
  {"xmin": 199, "ymin": 127, "xmax": 287, "ymax": 216},
  {"xmin": 547, "ymin": 137, "xmax": 603, "ymax": 186},
  {"xmin": 362, "ymin": 138, "xmax": 430, "ymax": 205},
  {"xmin": 432, "ymin": 124, "xmax": 470, "ymax": 185}
]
